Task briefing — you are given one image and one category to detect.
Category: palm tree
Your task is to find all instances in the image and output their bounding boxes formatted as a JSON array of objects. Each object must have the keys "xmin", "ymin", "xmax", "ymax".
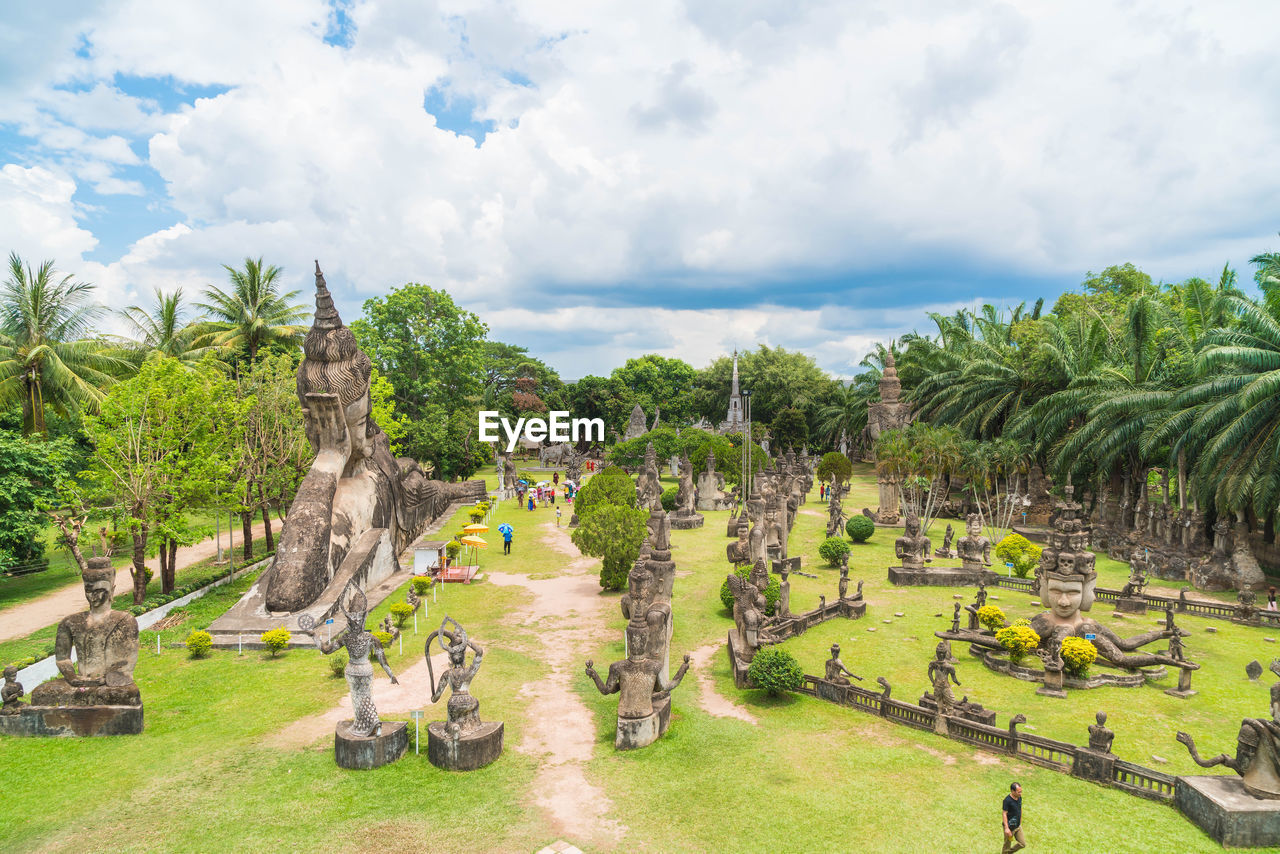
[
  {"xmin": 0, "ymin": 252, "xmax": 130, "ymax": 434},
  {"xmin": 119, "ymin": 288, "xmax": 224, "ymax": 370},
  {"xmin": 197, "ymin": 258, "xmax": 308, "ymax": 364}
]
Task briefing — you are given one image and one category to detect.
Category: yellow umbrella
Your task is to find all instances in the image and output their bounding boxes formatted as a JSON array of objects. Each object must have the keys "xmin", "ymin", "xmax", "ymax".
[
  {"xmin": 463, "ymin": 523, "xmax": 489, "ymax": 534},
  {"xmin": 460, "ymin": 535, "xmax": 487, "ymax": 548}
]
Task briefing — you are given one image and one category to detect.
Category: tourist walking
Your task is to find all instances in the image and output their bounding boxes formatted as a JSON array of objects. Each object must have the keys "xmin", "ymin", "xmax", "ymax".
[
  {"xmin": 553, "ymin": 471, "xmax": 559, "ymax": 485},
  {"xmin": 527, "ymin": 496, "xmax": 535, "ymax": 512},
  {"xmin": 556, "ymin": 507, "xmax": 562, "ymax": 527},
  {"xmin": 1269, "ymin": 586, "xmax": 1277, "ymax": 612},
  {"xmin": 1001, "ymin": 782, "xmax": 1025, "ymax": 853},
  {"xmin": 550, "ymin": 488, "xmax": 556, "ymax": 505},
  {"xmin": 502, "ymin": 525, "xmax": 513, "ymax": 555}
]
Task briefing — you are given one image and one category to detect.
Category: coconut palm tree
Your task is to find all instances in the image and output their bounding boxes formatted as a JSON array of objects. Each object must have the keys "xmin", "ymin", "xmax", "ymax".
[
  {"xmin": 197, "ymin": 257, "xmax": 308, "ymax": 364},
  {"xmin": 119, "ymin": 287, "xmax": 224, "ymax": 370},
  {"xmin": 0, "ymin": 252, "xmax": 130, "ymax": 434}
]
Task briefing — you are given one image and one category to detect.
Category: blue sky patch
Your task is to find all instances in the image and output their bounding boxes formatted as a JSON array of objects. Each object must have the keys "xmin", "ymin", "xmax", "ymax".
[{"xmin": 423, "ymin": 85, "xmax": 495, "ymax": 144}]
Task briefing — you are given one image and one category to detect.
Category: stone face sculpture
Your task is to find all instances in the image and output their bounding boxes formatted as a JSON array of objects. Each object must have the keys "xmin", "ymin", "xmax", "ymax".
[
  {"xmin": 424, "ymin": 616, "xmax": 504, "ymax": 770},
  {"xmin": 301, "ymin": 580, "xmax": 406, "ymax": 768},
  {"xmin": 635, "ymin": 442, "xmax": 663, "ymax": 510},
  {"xmin": 2, "ymin": 666, "xmax": 23, "ymax": 712},
  {"xmin": 824, "ymin": 644, "xmax": 862, "ymax": 686},
  {"xmin": 1178, "ymin": 661, "xmax": 1280, "ymax": 799},
  {"xmin": 265, "ymin": 264, "xmax": 480, "ymax": 615},
  {"xmin": 586, "ymin": 618, "xmax": 691, "ymax": 750},
  {"xmin": 895, "ymin": 515, "xmax": 932, "ymax": 569},
  {"xmin": 956, "ymin": 514, "xmax": 992, "ymax": 572},
  {"xmin": 32, "ymin": 556, "xmax": 140, "ymax": 709}
]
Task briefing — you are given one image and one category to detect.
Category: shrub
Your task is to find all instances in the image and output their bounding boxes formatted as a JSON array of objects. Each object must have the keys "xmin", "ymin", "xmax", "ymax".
[
  {"xmin": 747, "ymin": 647, "xmax": 804, "ymax": 696},
  {"xmin": 996, "ymin": 533, "xmax": 1042, "ymax": 579},
  {"xmin": 995, "ymin": 624, "xmax": 1040, "ymax": 664},
  {"xmin": 328, "ymin": 649, "xmax": 348, "ymax": 677},
  {"xmin": 816, "ymin": 451, "xmax": 853, "ymax": 486},
  {"xmin": 411, "ymin": 576, "xmax": 433, "ymax": 596},
  {"xmin": 818, "ymin": 536, "xmax": 851, "ymax": 567},
  {"xmin": 185, "ymin": 629, "xmax": 213, "ymax": 659},
  {"xmin": 389, "ymin": 602, "xmax": 414, "ymax": 627},
  {"xmin": 445, "ymin": 540, "xmax": 461, "ymax": 561},
  {"xmin": 570, "ymin": 502, "xmax": 649, "ymax": 591},
  {"xmin": 845, "ymin": 515, "xmax": 875, "ymax": 543},
  {"xmin": 718, "ymin": 566, "xmax": 782, "ymax": 615},
  {"xmin": 261, "ymin": 627, "xmax": 291, "ymax": 657},
  {"xmin": 371, "ymin": 630, "xmax": 394, "ymax": 649},
  {"xmin": 1060, "ymin": 636, "xmax": 1098, "ymax": 677},
  {"xmin": 660, "ymin": 486, "xmax": 678, "ymax": 512},
  {"xmin": 574, "ymin": 466, "xmax": 637, "ymax": 518},
  {"xmin": 977, "ymin": 604, "xmax": 1006, "ymax": 632}
]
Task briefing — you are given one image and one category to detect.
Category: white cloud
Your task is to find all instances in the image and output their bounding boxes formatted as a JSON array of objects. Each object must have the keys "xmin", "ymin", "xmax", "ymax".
[
  {"xmin": 2, "ymin": 0, "xmax": 1279, "ymax": 377},
  {"xmin": 0, "ymin": 165, "xmax": 98, "ymax": 265}
]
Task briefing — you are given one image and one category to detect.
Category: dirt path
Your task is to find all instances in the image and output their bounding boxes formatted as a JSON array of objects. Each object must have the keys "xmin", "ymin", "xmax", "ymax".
[
  {"xmin": 688, "ymin": 643, "xmax": 756, "ymax": 724},
  {"xmin": 486, "ymin": 520, "xmax": 626, "ymax": 844},
  {"xmin": 0, "ymin": 520, "xmax": 272, "ymax": 643}
]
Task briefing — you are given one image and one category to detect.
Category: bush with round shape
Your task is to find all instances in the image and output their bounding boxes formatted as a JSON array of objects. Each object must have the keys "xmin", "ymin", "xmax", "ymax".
[
  {"xmin": 389, "ymin": 602, "xmax": 414, "ymax": 627},
  {"xmin": 411, "ymin": 576, "xmax": 433, "ymax": 596},
  {"xmin": 995, "ymin": 533, "xmax": 1042, "ymax": 579},
  {"xmin": 261, "ymin": 627, "xmax": 291, "ymax": 658},
  {"xmin": 468, "ymin": 507, "xmax": 486, "ymax": 523},
  {"xmin": 747, "ymin": 647, "xmax": 803, "ymax": 696},
  {"xmin": 816, "ymin": 451, "xmax": 853, "ymax": 487},
  {"xmin": 1060, "ymin": 636, "xmax": 1098, "ymax": 677},
  {"xmin": 328, "ymin": 649, "xmax": 348, "ymax": 678},
  {"xmin": 661, "ymin": 486, "xmax": 678, "ymax": 512},
  {"xmin": 845, "ymin": 515, "xmax": 875, "ymax": 543},
  {"xmin": 574, "ymin": 465, "xmax": 637, "ymax": 518},
  {"xmin": 371, "ymin": 630, "xmax": 394, "ymax": 649},
  {"xmin": 718, "ymin": 566, "xmax": 782, "ymax": 615},
  {"xmin": 445, "ymin": 540, "xmax": 461, "ymax": 562},
  {"xmin": 818, "ymin": 536, "xmax": 851, "ymax": 567},
  {"xmin": 995, "ymin": 624, "xmax": 1040, "ymax": 664},
  {"xmin": 185, "ymin": 629, "xmax": 213, "ymax": 659},
  {"xmin": 570, "ymin": 501, "xmax": 649, "ymax": 590},
  {"xmin": 977, "ymin": 604, "xmax": 1006, "ymax": 632}
]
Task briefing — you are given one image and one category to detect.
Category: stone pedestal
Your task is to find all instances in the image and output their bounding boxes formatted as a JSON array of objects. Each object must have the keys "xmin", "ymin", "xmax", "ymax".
[
  {"xmin": 726, "ymin": 514, "xmax": 740, "ymax": 537},
  {"xmin": 772, "ymin": 556, "xmax": 801, "ymax": 575},
  {"xmin": 1165, "ymin": 666, "xmax": 1197, "ymax": 699},
  {"xmin": 0, "ymin": 704, "xmax": 143, "ymax": 737},
  {"xmin": 334, "ymin": 719, "xmax": 408, "ymax": 769},
  {"xmin": 1036, "ymin": 665, "xmax": 1067, "ymax": 699},
  {"xmin": 888, "ymin": 566, "xmax": 987, "ymax": 587},
  {"xmin": 426, "ymin": 720, "xmax": 504, "ymax": 771},
  {"xmin": 1176, "ymin": 775, "xmax": 1280, "ymax": 848},
  {"xmin": 1115, "ymin": 597, "xmax": 1148, "ymax": 615},
  {"xmin": 1071, "ymin": 747, "xmax": 1116, "ymax": 783},
  {"xmin": 839, "ymin": 598, "xmax": 867, "ymax": 619},
  {"xmin": 615, "ymin": 695, "xmax": 671, "ymax": 750},
  {"xmin": 670, "ymin": 512, "xmax": 704, "ymax": 530}
]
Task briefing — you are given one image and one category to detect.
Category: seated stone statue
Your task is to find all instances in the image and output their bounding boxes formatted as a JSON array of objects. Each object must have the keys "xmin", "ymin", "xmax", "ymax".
[
  {"xmin": 585, "ymin": 618, "xmax": 690, "ymax": 748},
  {"xmin": 31, "ymin": 556, "xmax": 140, "ymax": 707},
  {"xmin": 265, "ymin": 264, "xmax": 478, "ymax": 613},
  {"xmin": 824, "ymin": 643, "xmax": 862, "ymax": 686},
  {"xmin": 1178, "ymin": 662, "xmax": 1280, "ymax": 799},
  {"xmin": 2, "ymin": 666, "xmax": 23, "ymax": 712},
  {"xmin": 1088, "ymin": 711, "xmax": 1115, "ymax": 753},
  {"xmin": 895, "ymin": 515, "xmax": 932, "ymax": 569},
  {"xmin": 956, "ymin": 514, "xmax": 991, "ymax": 571}
]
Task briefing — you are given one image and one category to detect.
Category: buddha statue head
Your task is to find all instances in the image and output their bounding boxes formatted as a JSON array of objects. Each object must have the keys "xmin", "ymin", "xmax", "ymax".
[
  {"xmin": 1039, "ymin": 552, "xmax": 1098, "ymax": 626},
  {"xmin": 965, "ymin": 513, "xmax": 982, "ymax": 538},
  {"xmin": 626, "ymin": 617, "xmax": 649, "ymax": 663},
  {"xmin": 904, "ymin": 514, "xmax": 921, "ymax": 538},
  {"xmin": 82, "ymin": 556, "xmax": 115, "ymax": 613},
  {"xmin": 297, "ymin": 262, "xmax": 376, "ymax": 462}
]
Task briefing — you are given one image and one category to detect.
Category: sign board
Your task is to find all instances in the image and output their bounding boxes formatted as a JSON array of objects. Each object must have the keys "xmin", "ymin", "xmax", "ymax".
[
  {"xmin": 409, "ymin": 710, "xmax": 424, "ymax": 720},
  {"xmin": 325, "ymin": 618, "xmax": 334, "ymax": 625},
  {"xmin": 1084, "ymin": 633, "xmax": 1096, "ymax": 640}
]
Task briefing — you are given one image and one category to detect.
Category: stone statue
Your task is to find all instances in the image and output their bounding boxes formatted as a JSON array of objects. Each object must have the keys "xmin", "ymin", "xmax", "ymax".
[
  {"xmin": 727, "ymin": 571, "xmax": 769, "ymax": 662},
  {"xmin": 855, "ymin": 579, "xmax": 864, "ymax": 600},
  {"xmin": 956, "ymin": 514, "xmax": 991, "ymax": 571},
  {"xmin": 635, "ymin": 442, "xmax": 663, "ymax": 510},
  {"xmin": 826, "ymin": 488, "xmax": 846, "ymax": 538},
  {"xmin": 895, "ymin": 515, "xmax": 932, "ymax": 569},
  {"xmin": 1178, "ymin": 661, "xmax": 1280, "ymax": 799},
  {"xmin": 824, "ymin": 643, "xmax": 862, "ymax": 685},
  {"xmin": 423, "ymin": 616, "xmax": 504, "ymax": 770},
  {"xmin": 934, "ymin": 523, "xmax": 956, "ymax": 558},
  {"xmin": 2, "ymin": 666, "xmax": 23, "ymax": 712},
  {"xmin": 586, "ymin": 618, "xmax": 691, "ymax": 750},
  {"xmin": 951, "ymin": 602, "xmax": 962, "ymax": 633},
  {"xmin": 264, "ymin": 264, "xmax": 480, "ymax": 614},
  {"xmin": 301, "ymin": 580, "xmax": 397, "ymax": 738},
  {"xmin": 838, "ymin": 565, "xmax": 850, "ymax": 600},
  {"xmin": 1088, "ymin": 711, "xmax": 1115, "ymax": 753},
  {"xmin": 727, "ymin": 516, "xmax": 751, "ymax": 566},
  {"xmin": 696, "ymin": 448, "xmax": 732, "ymax": 511},
  {"xmin": 671, "ymin": 451, "xmax": 704, "ymax": 528},
  {"xmin": 501, "ymin": 454, "xmax": 518, "ymax": 492},
  {"xmin": 777, "ymin": 568, "xmax": 791, "ymax": 617},
  {"xmin": 928, "ymin": 641, "xmax": 961, "ymax": 712},
  {"xmin": 31, "ymin": 556, "xmax": 140, "ymax": 708},
  {"xmin": 966, "ymin": 582, "xmax": 988, "ymax": 630}
]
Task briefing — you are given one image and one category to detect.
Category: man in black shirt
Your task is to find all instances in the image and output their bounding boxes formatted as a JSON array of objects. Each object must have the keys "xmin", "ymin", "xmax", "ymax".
[{"xmin": 1002, "ymin": 782, "xmax": 1025, "ymax": 852}]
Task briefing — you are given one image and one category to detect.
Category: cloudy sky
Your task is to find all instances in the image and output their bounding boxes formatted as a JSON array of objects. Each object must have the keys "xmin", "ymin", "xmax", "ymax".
[{"xmin": 3, "ymin": 1, "xmax": 1277, "ymax": 378}]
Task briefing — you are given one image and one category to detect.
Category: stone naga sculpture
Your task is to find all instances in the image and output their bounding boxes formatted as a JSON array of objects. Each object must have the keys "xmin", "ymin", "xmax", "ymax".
[
  {"xmin": 266, "ymin": 263, "xmax": 477, "ymax": 613},
  {"xmin": 1178, "ymin": 661, "xmax": 1280, "ymax": 799},
  {"xmin": 301, "ymin": 580, "xmax": 397, "ymax": 738}
]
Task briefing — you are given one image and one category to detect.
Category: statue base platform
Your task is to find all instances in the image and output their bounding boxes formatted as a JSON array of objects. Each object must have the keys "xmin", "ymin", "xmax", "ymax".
[
  {"xmin": 670, "ymin": 512, "xmax": 704, "ymax": 530},
  {"xmin": 1115, "ymin": 597, "xmax": 1148, "ymax": 615},
  {"xmin": 335, "ymin": 719, "xmax": 407, "ymax": 769},
  {"xmin": 1071, "ymin": 747, "xmax": 1116, "ymax": 783},
  {"xmin": 977, "ymin": 648, "xmax": 1166, "ymax": 689},
  {"xmin": 427, "ymin": 720, "xmax": 503, "ymax": 770},
  {"xmin": 1176, "ymin": 775, "xmax": 1280, "ymax": 847},
  {"xmin": 1165, "ymin": 666, "xmax": 1198, "ymax": 699},
  {"xmin": 725, "ymin": 515, "xmax": 740, "ymax": 536},
  {"xmin": 1035, "ymin": 685, "xmax": 1068, "ymax": 698},
  {"xmin": 615, "ymin": 695, "xmax": 671, "ymax": 750},
  {"xmin": 726, "ymin": 631, "xmax": 754, "ymax": 689},
  {"xmin": 888, "ymin": 566, "xmax": 991, "ymax": 587},
  {"xmin": 0, "ymin": 704, "xmax": 143, "ymax": 737}
]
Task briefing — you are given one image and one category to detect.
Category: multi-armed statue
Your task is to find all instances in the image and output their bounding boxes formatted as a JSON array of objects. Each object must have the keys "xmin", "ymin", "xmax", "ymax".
[{"xmin": 424, "ymin": 617, "xmax": 504, "ymax": 770}]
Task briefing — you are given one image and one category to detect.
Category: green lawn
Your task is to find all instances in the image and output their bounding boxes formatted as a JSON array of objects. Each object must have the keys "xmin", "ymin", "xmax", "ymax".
[{"xmin": 3, "ymin": 468, "xmax": 1277, "ymax": 853}]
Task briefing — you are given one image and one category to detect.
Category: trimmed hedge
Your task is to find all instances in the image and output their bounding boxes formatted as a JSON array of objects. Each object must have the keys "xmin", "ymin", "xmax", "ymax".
[{"xmin": 845, "ymin": 515, "xmax": 875, "ymax": 543}]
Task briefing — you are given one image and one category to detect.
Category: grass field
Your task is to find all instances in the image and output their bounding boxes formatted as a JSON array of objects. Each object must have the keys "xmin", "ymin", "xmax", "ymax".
[{"xmin": 2, "ymin": 465, "xmax": 1275, "ymax": 853}]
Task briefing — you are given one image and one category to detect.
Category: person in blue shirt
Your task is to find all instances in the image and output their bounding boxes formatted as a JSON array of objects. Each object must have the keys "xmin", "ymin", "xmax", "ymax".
[{"xmin": 502, "ymin": 526, "xmax": 513, "ymax": 555}]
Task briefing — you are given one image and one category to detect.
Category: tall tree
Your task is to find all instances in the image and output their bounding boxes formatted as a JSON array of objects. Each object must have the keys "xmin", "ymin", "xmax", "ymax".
[
  {"xmin": 0, "ymin": 252, "xmax": 129, "ymax": 434},
  {"xmin": 120, "ymin": 287, "xmax": 222, "ymax": 369},
  {"xmin": 611, "ymin": 354, "xmax": 696, "ymax": 423},
  {"xmin": 198, "ymin": 257, "xmax": 308, "ymax": 364}
]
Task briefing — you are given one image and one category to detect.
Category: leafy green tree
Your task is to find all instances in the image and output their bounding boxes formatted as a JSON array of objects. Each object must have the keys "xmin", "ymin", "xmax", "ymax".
[
  {"xmin": 611, "ymin": 354, "xmax": 696, "ymax": 423},
  {"xmin": 0, "ymin": 430, "xmax": 75, "ymax": 572},
  {"xmin": 197, "ymin": 258, "xmax": 308, "ymax": 364},
  {"xmin": 770, "ymin": 407, "xmax": 809, "ymax": 452},
  {"xmin": 481, "ymin": 341, "xmax": 563, "ymax": 417},
  {"xmin": 563, "ymin": 374, "xmax": 637, "ymax": 441},
  {"xmin": 574, "ymin": 466, "xmax": 637, "ymax": 518},
  {"xmin": 119, "ymin": 288, "xmax": 221, "ymax": 370},
  {"xmin": 815, "ymin": 451, "xmax": 853, "ymax": 486},
  {"xmin": 0, "ymin": 252, "xmax": 130, "ymax": 435},
  {"xmin": 570, "ymin": 502, "xmax": 648, "ymax": 590},
  {"xmin": 82, "ymin": 356, "xmax": 242, "ymax": 601},
  {"xmin": 693, "ymin": 345, "xmax": 839, "ymax": 429}
]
